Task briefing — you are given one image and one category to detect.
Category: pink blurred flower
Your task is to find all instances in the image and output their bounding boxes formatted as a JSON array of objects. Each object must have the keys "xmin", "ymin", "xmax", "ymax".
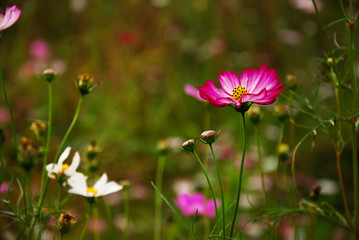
[
  {"xmin": 175, "ymin": 192, "xmax": 220, "ymax": 218},
  {"xmin": 290, "ymin": 0, "xmax": 322, "ymax": 14},
  {"xmin": 88, "ymin": 218, "xmax": 107, "ymax": 233},
  {"xmin": 198, "ymin": 65, "xmax": 283, "ymax": 110},
  {"xmin": 184, "ymin": 84, "xmax": 206, "ymax": 102},
  {"xmin": 0, "ymin": 182, "xmax": 10, "ymax": 194},
  {"xmin": 0, "ymin": 6, "xmax": 21, "ymax": 31},
  {"xmin": 29, "ymin": 39, "xmax": 51, "ymax": 60}
]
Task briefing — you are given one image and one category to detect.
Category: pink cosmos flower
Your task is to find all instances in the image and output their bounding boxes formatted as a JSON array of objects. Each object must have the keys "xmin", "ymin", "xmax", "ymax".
[
  {"xmin": 198, "ymin": 65, "xmax": 283, "ymax": 110},
  {"xmin": 184, "ymin": 84, "xmax": 206, "ymax": 102},
  {"xmin": 0, "ymin": 6, "xmax": 21, "ymax": 31},
  {"xmin": 175, "ymin": 192, "xmax": 220, "ymax": 218}
]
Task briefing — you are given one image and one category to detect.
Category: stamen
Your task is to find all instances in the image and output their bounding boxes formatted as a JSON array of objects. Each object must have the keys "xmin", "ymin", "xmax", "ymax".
[
  {"xmin": 87, "ymin": 187, "xmax": 98, "ymax": 196},
  {"xmin": 58, "ymin": 164, "xmax": 69, "ymax": 174},
  {"xmin": 232, "ymin": 86, "xmax": 248, "ymax": 102}
]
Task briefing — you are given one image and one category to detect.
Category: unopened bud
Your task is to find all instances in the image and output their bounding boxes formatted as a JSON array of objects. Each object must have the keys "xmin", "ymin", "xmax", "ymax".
[
  {"xmin": 285, "ymin": 74, "xmax": 297, "ymax": 91},
  {"xmin": 326, "ymin": 57, "xmax": 334, "ymax": 66},
  {"xmin": 181, "ymin": 139, "xmax": 196, "ymax": 152},
  {"xmin": 247, "ymin": 106, "xmax": 262, "ymax": 124},
  {"xmin": 30, "ymin": 120, "xmax": 47, "ymax": 139},
  {"xmin": 42, "ymin": 69, "xmax": 57, "ymax": 82},
  {"xmin": 200, "ymin": 130, "xmax": 219, "ymax": 144},
  {"xmin": 157, "ymin": 139, "xmax": 170, "ymax": 155},
  {"xmin": 20, "ymin": 137, "xmax": 38, "ymax": 171},
  {"xmin": 57, "ymin": 212, "xmax": 76, "ymax": 234},
  {"xmin": 278, "ymin": 143, "xmax": 290, "ymax": 162},
  {"xmin": 76, "ymin": 73, "xmax": 96, "ymax": 95},
  {"xmin": 85, "ymin": 141, "xmax": 100, "ymax": 161},
  {"xmin": 274, "ymin": 104, "xmax": 289, "ymax": 122},
  {"xmin": 119, "ymin": 180, "xmax": 131, "ymax": 190},
  {"xmin": 309, "ymin": 184, "xmax": 321, "ymax": 201}
]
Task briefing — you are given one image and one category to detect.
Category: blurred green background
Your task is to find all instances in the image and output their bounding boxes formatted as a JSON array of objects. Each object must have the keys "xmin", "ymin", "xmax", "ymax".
[{"xmin": 0, "ymin": 0, "xmax": 358, "ymax": 239}]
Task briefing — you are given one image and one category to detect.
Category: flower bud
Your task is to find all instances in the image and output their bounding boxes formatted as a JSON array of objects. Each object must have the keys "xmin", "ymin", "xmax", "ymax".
[
  {"xmin": 285, "ymin": 74, "xmax": 297, "ymax": 91},
  {"xmin": 181, "ymin": 139, "xmax": 196, "ymax": 152},
  {"xmin": 30, "ymin": 120, "xmax": 47, "ymax": 139},
  {"xmin": 20, "ymin": 137, "xmax": 39, "ymax": 171},
  {"xmin": 157, "ymin": 139, "xmax": 170, "ymax": 155},
  {"xmin": 41, "ymin": 69, "xmax": 57, "ymax": 82},
  {"xmin": 200, "ymin": 130, "xmax": 219, "ymax": 144},
  {"xmin": 85, "ymin": 141, "xmax": 100, "ymax": 161},
  {"xmin": 247, "ymin": 106, "xmax": 262, "ymax": 124},
  {"xmin": 274, "ymin": 104, "xmax": 289, "ymax": 122},
  {"xmin": 76, "ymin": 73, "xmax": 96, "ymax": 95},
  {"xmin": 119, "ymin": 180, "xmax": 131, "ymax": 190},
  {"xmin": 57, "ymin": 212, "xmax": 76, "ymax": 234},
  {"xmin": 309, "ymin": 184, "xmax": 321, "ymax": 201},
  {"xmin": 277, "ymin": 143, "xmax": 290, "ymax": 162}
]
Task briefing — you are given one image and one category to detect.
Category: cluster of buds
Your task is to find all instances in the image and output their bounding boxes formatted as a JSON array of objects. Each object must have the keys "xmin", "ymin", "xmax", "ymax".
[
  {"xmin": 247, "ymin": 106, "xmax": 262, "ymax": 124},
  {"xmin": 30, "ymin": 120, "xmax": 47, "ymax": 139},
  {"xmin": 20, "ymin": 137, "xmax": 40, "ymax": 171},
  {"xmin": 85, "ymin": 141, "xmax": 101, "ymax": 174},
  {"xmin": 57, "ymin": 212, "xmax": 76, "ymax": 234},
  {"xmin": 76, "ymin": 73, "xmax": 97, "ymax": 96},
  {"xmin": 274, "ymin": 104, "xmax": 289, "ymax": 122}
]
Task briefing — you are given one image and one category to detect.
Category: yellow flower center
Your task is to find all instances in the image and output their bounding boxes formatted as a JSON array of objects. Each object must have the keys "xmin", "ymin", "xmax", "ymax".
[
  {"xmin": 87, "ymin": 187, "xmax": 98, "ymax": 196},
  {"xmin": 232, "ymin": 86, "xmax": 248, "ymax": 102},
  {"xmin": 58, "ymin": 164, "xmax": 69, "ymax": 174}
]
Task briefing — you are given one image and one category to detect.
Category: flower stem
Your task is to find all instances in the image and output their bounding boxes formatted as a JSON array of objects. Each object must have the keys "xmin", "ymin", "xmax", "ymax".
[
  {"xmin": 209, "ymin": 144, "xmax": 225, "ymax": 236},
  {"xmin": 255, "ymin": 125, "xmax": 268, "ymax": 205},
  {"xmin": 154, "ymin": 154, "xmax": 166, "ymax": 240},
  {"xmin": 38, "ymin": 82, "xmax": 53, "ymax": 208},
  {"xmin": 0, "ymin": 56, "xmax": 28, "ymax": 221},
  {"xmin": 348, "ymin": 21, "xmax": 359, "ymax": 237},
  {"xmin": 229, "ymin": 112, "xmax": 246, "ymax": 238},
  {"xmin": 192, "ymin": 151, "xmax": 220, "ymax": 238},
  {"xmin": 124, "ymin": 186, "xmax": 130, "ymax": 240},
  {"xmin": 93, "ymin": 205, "xmax": 100, "ymax": 240},
  {"xmin": 30, "ymin": 96, "xmax": 84, "ymax": 236},
  {"xmin": 52, "ymin": 184, "xmax": 62, "ymax": 240},
  {"xmin": 80, "ymin": 203, "xmax": 92, "ymax": 240}
]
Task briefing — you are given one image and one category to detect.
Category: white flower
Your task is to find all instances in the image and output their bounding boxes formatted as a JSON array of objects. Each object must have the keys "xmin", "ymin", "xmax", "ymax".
[
  {"xmin": 46, "ymin": 147, "xmax": 83, "ymax": 179},
  {"xmin": 67, "ymin": 173, "xmax": 123, "ymax": 198}
]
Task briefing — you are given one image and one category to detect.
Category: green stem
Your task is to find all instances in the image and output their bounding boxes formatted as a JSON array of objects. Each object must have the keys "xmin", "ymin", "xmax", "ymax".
[
  {"xmin": 203, "ymin": 105, "xmax": 211, "ymax": 235},
  {"xmin": 124, "ymin": 186, "xmax": 130, "ymax": 240},
  {"xmin": 154, "ymin": 154, "xmax": 166, "ymax": 240},
  {"xmin": 255, "ymin": 126, "xmax": 268, "ymax": 205},
  {"xmin": 348, "ymin": 17, "xmax": 359, "ymax": 238},
  {"xmin": 229, "ymin": 112, "xmax": 246, "ymax": 238},
  {"xmin": 93, "ymin": 205, "xmax": 100, "ymax": 240},
  {"xmin": 103, "ymin": 198, "xmax": 114, "ymax": 240},
  {"xmin": 192, "ymin": 151, "xmax": 220, "ymax": 238},
  {"xmin": 52, "ymin": 184, "xmax": 62, "ymax": 240},
  {"xmin": 30, "ymin": 96, "xmax": 84, "ymax": 236},
  {"xmin": 39, "ymin": 82, "xmax": 53, "ymax": 207},
  {"xmin": 209, "ymin": 144, "xmax": 225, "ymax": 236},
  {"xmin": 79, "ymin": 203, "xmax": 92, "ymax": 240}
]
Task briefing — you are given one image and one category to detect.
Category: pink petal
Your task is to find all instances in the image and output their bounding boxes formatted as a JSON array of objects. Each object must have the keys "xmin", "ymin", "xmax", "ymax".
[
  {"xmin": 0, "ymin": 6, "xmax": 21, "ymax": 31},
  {"xmin": 184, "ymin": 84, "xmax": 204, "ymax": 102},
  {"xmin": 218, "ymin": 71, "xmax": 240, "ymax": 95},
  {"xmin": 241, "ymin": 88, "xmax": 267, "ymax": 103}
]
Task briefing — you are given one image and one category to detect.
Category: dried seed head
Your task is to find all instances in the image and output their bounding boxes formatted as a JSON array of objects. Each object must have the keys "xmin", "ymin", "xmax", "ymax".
[
  {"xmin": 57, "ymin": 212, "xmax": 76, "ymax": 234},
  {"xmin": 30, "ymin": 120, "xmax": 47, "ymax": 139}
]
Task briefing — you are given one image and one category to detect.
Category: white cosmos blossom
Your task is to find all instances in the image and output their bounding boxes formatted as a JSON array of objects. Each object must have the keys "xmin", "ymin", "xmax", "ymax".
[
  {"xmin": 67, "ymin": 173, "xmax": 123, "ymax": 198},
  {"xmin": 46, "ymin": 147, "xmax": 84, "ymax": 179}
]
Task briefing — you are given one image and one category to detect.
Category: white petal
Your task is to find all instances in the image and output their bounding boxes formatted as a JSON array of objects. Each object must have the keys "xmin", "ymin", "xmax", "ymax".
[
  {"xmin": 67, "ymin": 174, "xmax": 87, "ymax": 194},
  {"xmin": 93, "ymin": 173, "xmax": 108, "ymax": 190},
  {"xmin": 66, "ymin": 152, "xmax": 80, "ymax": 174},
  {"xmin": 100, "ymin": 182, "xmax": 123, "ymax": 196},
  {"xmin": 57, "ymin": 147, "xmax": 71, "ymax": 166}
]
